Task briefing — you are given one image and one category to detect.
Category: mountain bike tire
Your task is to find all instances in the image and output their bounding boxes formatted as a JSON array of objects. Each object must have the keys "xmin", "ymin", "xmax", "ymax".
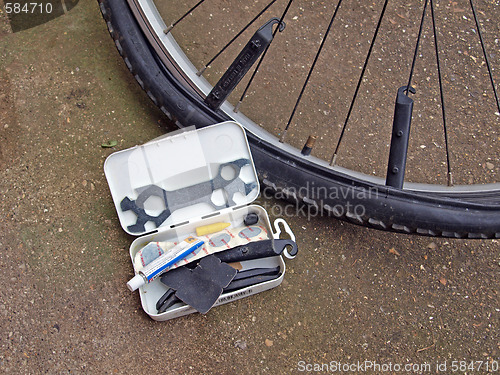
[{"xmin": 98, "ymin": 0, "xmax": 500, "ymax": 239}]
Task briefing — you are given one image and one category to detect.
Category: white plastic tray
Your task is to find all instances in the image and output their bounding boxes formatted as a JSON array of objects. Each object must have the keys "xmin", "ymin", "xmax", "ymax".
[{"xmin": 104, "ymin": 121, "xmax": 294, "ymax": 320}]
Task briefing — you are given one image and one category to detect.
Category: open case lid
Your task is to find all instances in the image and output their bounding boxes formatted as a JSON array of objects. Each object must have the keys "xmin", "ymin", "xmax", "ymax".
[{"xmin": 104, "ymin": 121, "xmax": 259, "ymax": 236}]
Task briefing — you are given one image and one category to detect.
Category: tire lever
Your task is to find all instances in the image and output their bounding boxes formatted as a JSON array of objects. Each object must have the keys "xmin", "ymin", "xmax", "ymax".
[
  {"xmin": 204, "ymin": 17, "xmax": 286, "ymax": 110},
  {"xmin": 212, "ymin": 239, "xmax": 298, "ymax": 263}
]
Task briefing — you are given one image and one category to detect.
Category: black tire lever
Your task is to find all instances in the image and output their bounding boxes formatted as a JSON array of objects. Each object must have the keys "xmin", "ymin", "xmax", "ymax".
[{"xmin": 213, "ymin": 239, "xmax": 298, "ymax": 263}]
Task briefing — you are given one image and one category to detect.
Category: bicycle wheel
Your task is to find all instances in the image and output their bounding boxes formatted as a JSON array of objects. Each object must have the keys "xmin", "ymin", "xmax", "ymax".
[{"xmin": 98, "ymin": 0, "xmax": 500, "ymax": 238}]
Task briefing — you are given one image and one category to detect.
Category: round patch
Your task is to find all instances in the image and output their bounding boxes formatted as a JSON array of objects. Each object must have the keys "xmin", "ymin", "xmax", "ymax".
[
  {"xmin": 238, "ymin": 226, "xmax": 262, "ymax": 240},
  {"xmin": 208, "ymin": 233, "xmax": 232, "ymax": 247}
]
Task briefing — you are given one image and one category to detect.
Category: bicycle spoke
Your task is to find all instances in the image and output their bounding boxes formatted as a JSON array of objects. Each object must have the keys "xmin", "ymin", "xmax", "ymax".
[
  {"xmin": 330, "ymin": 0, "xmax": 390, "ymax": 166},
  {"xmin": 469, "ymin": 0, "xmax": 500, "ymax": 115},
  {"xmin": 196, "ymin": 0, "xmax": 280, "ymax": 76},
  {"xmin": 163, "ymin": 0, "xmax": 207, "ymax": 34},
  {"xmin": 279, "ymin": 0, "xmax": 344, "ymax": 143},
  {"xmin": 405, "ymin": 0, "xmax": 429, "ymax": 96},
  {"xmin": 430, "ymin": 0, "xmax": 453, "ymax": 186}
]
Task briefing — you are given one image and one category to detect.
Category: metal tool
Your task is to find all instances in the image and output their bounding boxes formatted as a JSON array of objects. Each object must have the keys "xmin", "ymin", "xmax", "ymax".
[{"xmin": 120, "ymin": 158, "xmax": 256, "ymax": 233}]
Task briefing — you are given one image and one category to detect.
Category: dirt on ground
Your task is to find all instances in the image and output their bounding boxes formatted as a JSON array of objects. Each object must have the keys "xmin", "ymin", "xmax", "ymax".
[{"xmin": 0, "ymin": 1, "xmax": 498, "ymax": 374}]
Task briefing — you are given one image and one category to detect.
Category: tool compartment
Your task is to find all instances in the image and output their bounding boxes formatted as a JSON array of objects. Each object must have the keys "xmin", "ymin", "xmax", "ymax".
[{"xmin": 104, "ymin": 121, "xmax": 296, "ymax": 321}]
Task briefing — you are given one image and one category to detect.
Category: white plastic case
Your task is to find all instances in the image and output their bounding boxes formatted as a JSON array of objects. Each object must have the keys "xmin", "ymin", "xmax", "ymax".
[{"xmin": 104, "ymin": 121, "xmax": 294, "ymax": 321}]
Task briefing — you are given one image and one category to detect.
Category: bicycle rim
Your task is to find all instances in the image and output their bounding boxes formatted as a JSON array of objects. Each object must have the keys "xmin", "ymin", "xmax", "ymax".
[{"xmin": 99, "ymin": 0, "xmax": 500, "ymax": 238}]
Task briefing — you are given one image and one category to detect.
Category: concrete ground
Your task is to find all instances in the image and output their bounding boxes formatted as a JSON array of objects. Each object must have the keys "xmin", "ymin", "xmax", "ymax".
[{"xmin": 0, "ymin": 1, "xmax": 498, "ymax": 374}]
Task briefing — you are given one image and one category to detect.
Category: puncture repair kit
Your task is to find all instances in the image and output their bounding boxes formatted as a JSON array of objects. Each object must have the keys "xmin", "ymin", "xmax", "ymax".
[{"xmin": 104, "ymin": 122, "xmax": 298, "ymax": 320}]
